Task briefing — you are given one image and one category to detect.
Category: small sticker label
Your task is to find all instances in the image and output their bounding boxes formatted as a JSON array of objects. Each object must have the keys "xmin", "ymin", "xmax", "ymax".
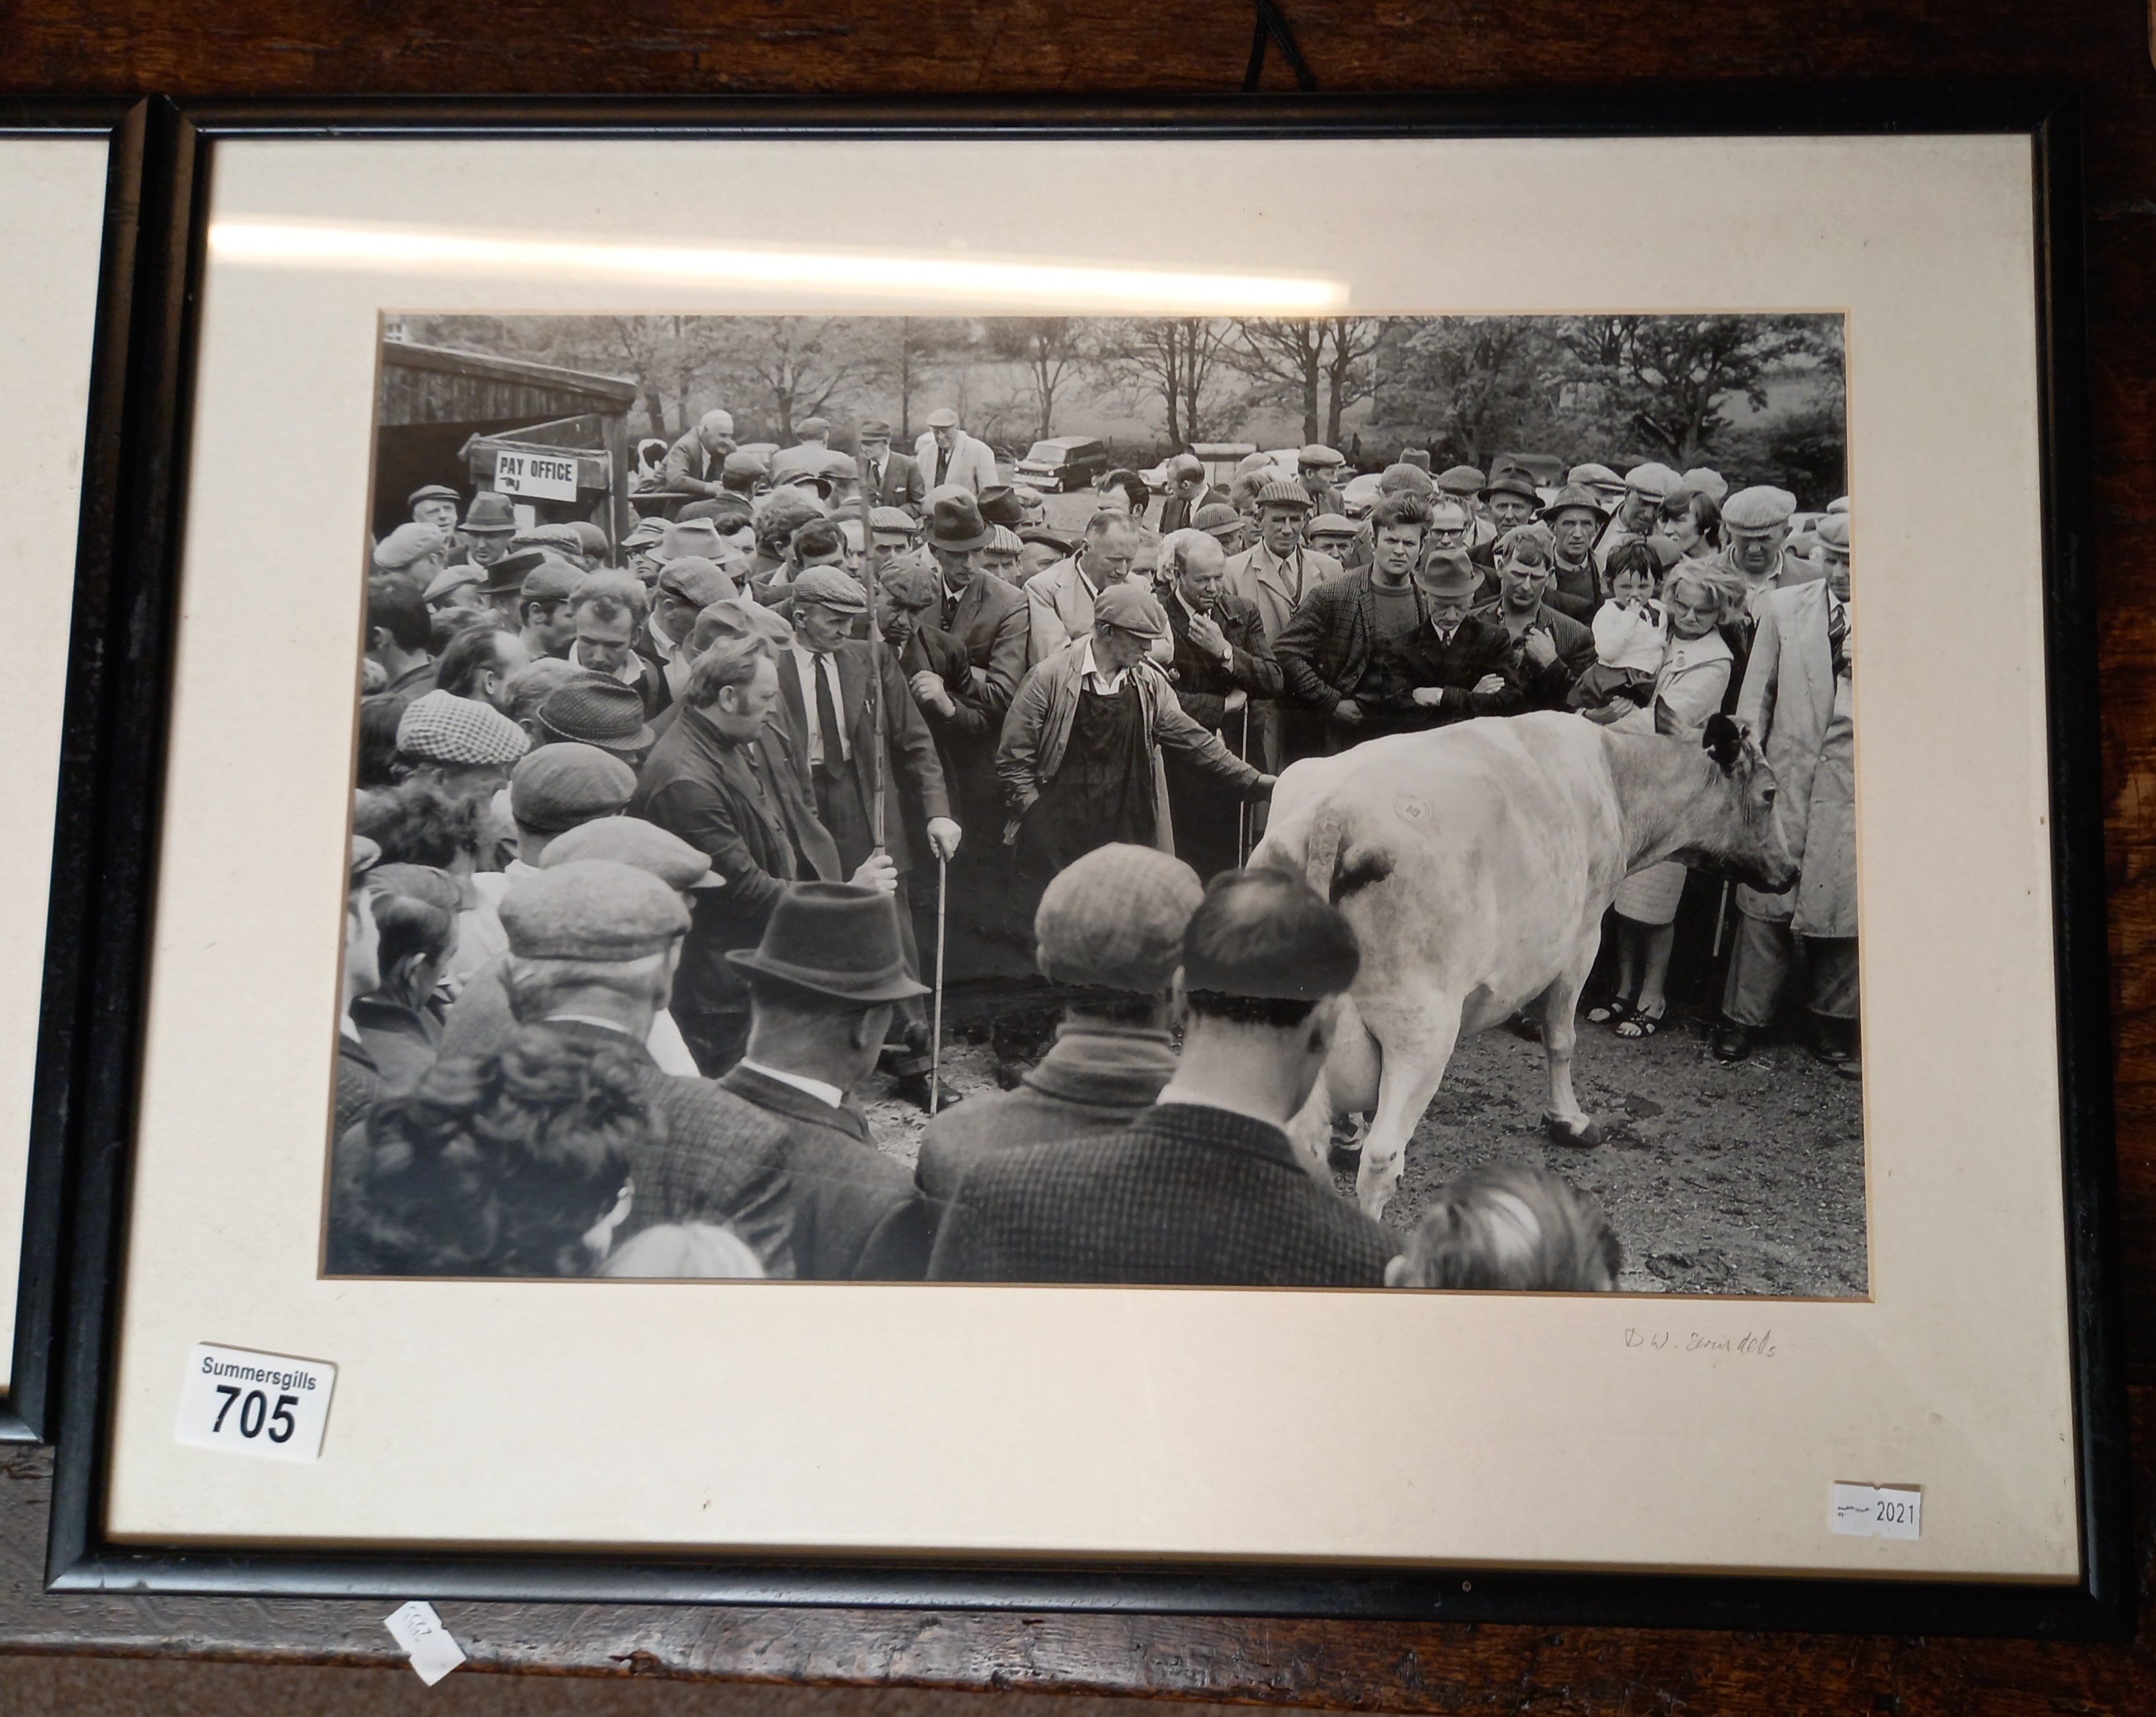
[
  {"xmin": 174, "ymin": 1343, "xmax": 336, "ymax": 1463},
  {"xmin": 1830, "ymin": 1481, "xmax": 1921, "ymax": 1539},
  {"xmin": 385, "ymin": 1600, "xmax": 467, "ymax": 1685}
]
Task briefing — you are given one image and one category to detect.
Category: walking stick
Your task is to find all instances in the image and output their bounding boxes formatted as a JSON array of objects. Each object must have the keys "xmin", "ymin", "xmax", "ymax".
[
  {"xmin": 1236, "ymin": 700, "xmax": 1252, "ymax": 866},
  {"xmin": 1712, "ymin": 880, "xmax": 1732, "ymax": 958},
  {"xmin": 929, "ymin": 851, "xmax": 948, "ymax": 1116}
]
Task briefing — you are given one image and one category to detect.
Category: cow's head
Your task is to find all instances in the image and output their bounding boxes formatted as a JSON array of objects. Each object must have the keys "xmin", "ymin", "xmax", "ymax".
[{"xmin": 1671, "ymin": 713, "xmax": 1800, "ymax": 893}]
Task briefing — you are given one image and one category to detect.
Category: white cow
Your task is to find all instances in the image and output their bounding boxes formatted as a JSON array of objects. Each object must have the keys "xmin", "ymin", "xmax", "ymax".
[{"xmin": 1253, "ymin": 711, "xmax": 1798, "ymax": 1216}]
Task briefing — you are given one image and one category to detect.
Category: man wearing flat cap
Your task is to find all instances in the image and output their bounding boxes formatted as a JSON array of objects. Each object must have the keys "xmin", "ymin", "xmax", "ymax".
[
  {"xmin": 1000, "ymin": 582, "xmax": 1272, "ymax": 881},
  {"xmin": 617, "ymin": 880, "xmax": 932, "ymax": 1279},
  {"xmin": 1595, "ymin": 463, "xmax": 1682, "ymax": 573},
  {"xmin": 1158, "ymin": 529, "xmax": 1281, "ymax": 878},
  {"xmin": 640, "ymin": 555, "xmax": 738, "ymax": 705},
  {"xmin": 632, "ymin": 638, "xmax": 886, "ymax": 1077},
  {"xmin": 662, "ymin": 408, "xmax": 739, "ymax": 499},
  {"xmin": 913, "ymin": 407, "xmax": 998, "ymax": 496},
  {"xmin": 505, "ymin": 555, "xmax": 584, "ymax": 660},
  {"xmin": 1276, "ymin": 493, "xmax": 1438, "ymax": 751},
  {"xmin": 395, "ymin": 687, "xmax": 529, "ymax": 787},
  {"xmin": 929, "ymin": 868, "xmax": 1396, "ymax": 1287},
  {"xmin": 408, "ymin": 483, "xmax": 461, "ymax": 536},
  {"xmin": 1717, "ymin": 507, "xmax": 1858, "ymax": 1075},
  {"xmin": 1298, "ymin": 444, "xmax": 1347, "ymax": 517},
  {"xmin": 1225, "ymin": 476, "xmax": 1343, "ymax": 770},
  {"xmin": 779, "ymin": 566, "xmax": 960, "ymax": 1092},
  {"xmin": 1718, "ymin": 484, "xmax": 1813, "ymax": 612},
  {"xmin": 1159, "ymin": 453, "xmax": 1228, "ymax": 536},
  {"xmin": 1190, "ymin": 502, "xmax": 1248, "ymax": 559},
  {"xmin": 866, "ymin": 506, "xmax": 921, "ymax": 575},
  {"xmin": 856, "ymin": 420, "xmax": 924, "ymax": 515},
  {"xmin": 914, "ymin": 844, "xmax": 1202, "ymax": 1208},
  {"xmin": 373, "ymin": 522, "xmax": 451, "ymax": 588}
]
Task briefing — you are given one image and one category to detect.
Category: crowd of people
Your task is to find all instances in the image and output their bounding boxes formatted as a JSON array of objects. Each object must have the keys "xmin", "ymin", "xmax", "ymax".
[{"xmin": 334, "ymin": 398, "xmax": 1856, "ymax": 1286}]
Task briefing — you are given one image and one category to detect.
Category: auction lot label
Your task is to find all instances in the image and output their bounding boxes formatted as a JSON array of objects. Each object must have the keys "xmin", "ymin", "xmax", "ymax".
[{"xmin": 174, "ymin": 1343, "xmax": 337, "ymax": 1463}]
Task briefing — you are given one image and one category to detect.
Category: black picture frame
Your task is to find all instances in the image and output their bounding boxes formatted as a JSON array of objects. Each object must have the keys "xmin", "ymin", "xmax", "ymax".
[
  {"xmin": 47, "ymin": 88, "xmax": 2126, "ymax": 1639},
  {"xmin": 0, "ymin": 97, "xmax": 149, "ymax": 1444}
]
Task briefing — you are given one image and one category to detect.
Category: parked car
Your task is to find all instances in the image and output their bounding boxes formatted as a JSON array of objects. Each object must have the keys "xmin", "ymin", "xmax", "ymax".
[
  {"xmin": 1140, "ymin": 460, "xmax": 1173, "ymax": 495},
  {"xmin": 1014, "ymin": 435, "xmax": 1110, "ymax": 493}
]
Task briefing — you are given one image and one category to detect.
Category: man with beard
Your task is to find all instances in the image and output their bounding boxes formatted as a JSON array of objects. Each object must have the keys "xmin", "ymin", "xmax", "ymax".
[
  {"xmin": 1537, "ymin": 484, "xmax": 1614, "ymax": 621},
  {"xmin": 1159, "ymin": 530, "xmax": 1281, "ymax": 878},
  {"xmin": 1275, "ymin": 493, "xmax": 1433, "ymax": 754},
  {"xmin": 1715, "ymin": 509, "xmax": 1858, "ymax": 1076}
]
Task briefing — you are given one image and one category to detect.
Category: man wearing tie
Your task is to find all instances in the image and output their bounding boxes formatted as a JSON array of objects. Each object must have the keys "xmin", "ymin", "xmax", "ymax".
[
  {"xmin": 914, "ymin": 407, "xmax": 1000, "ymax": 496},
  {"xmin": 1714, "ymin": 511, "xmax": 1859, "ymax": 1077},
  {"xmin": 1159, "ymin": 529, "xmax": 1280, "ymax": 878},
  {"xmin": 1358, "ymin": 549, "xmax": 1512, "ymax": 735},
  {"xmin": 1158, "ymin": 453, "xmax": 1227, "ymax": 534},
  {"xmin": 924, "ymin": 493, "xmax": 1030, "ymax": 714},
  {"xmin": 858, "ymin": 419, "xmax": 926, "ymax": 515}
]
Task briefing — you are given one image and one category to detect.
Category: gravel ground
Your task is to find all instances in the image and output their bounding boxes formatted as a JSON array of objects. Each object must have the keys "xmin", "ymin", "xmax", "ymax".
[{"xmin": 856, "ymin": 992, "xmax": 1868, "ymax": 1300}]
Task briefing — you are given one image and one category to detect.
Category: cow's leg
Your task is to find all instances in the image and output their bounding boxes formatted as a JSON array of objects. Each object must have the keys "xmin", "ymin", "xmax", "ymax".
[
  {"xmin": 1354, "ymin": 990, "xmax": 1463, "ymax": 1220},
  {"xmin": 1537, "ymin": 928, "xmax": 1604, "ymax": 1148}
]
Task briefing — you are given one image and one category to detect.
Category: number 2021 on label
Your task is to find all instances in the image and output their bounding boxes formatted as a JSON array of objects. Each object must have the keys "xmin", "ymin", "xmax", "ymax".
[{"xmin": 174, "ymin": 1343, "xmax": 337, "ymax": 1464}]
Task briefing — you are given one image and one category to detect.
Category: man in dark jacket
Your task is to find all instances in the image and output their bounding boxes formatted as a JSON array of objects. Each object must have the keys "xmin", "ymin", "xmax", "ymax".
[
  {"xmin": 1157, "ymin": 453, "xmax": 1229, "ymax": 534},
  {"xmin": 929, "ymin": 866, "xmax": 1396, "ymax": 1286},
  {"xmin": 496, "ymin": 862, "xmax": 929, "ymax": 1279},
  {"xmin": 1160, "ymin": 529, "xmax": 1281, "ymax": 878},
  {"xmin": 858, "ymin": 419, "xmax": 925, "ymax": 515},
  {"xmin": 926, "ymin": 492, "xmax": 1030, "ymax": 709},
  {"xmin": 1273, "ymin": 493, "xmax": 1433, "ymax": 753},
  {"xmin": 629, "ymin": 639, "xmax": 891, "ymax": 1075},
  {"xmin": 914, "ymin": 843, "xmax": 1200, "ymax": 1206},
  {"xmin": 1456, "ymin": 523, "xmax": 1597, "ymax": 714},
  {"xmin": 1358, "ymin": 549, "xmax": 1514, "ymax": 733}
]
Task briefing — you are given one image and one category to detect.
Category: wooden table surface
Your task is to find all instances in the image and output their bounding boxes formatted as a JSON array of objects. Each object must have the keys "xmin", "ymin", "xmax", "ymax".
[{"xmin": 5, "ymin": 1, "xmax": 2156, "ymax": 1709}]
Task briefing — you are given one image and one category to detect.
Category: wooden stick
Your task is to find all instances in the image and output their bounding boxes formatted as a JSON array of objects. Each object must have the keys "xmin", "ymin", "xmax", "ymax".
[{"xmin": 929, "ymin": 852, "xmax": 948, "ymax": 1116}]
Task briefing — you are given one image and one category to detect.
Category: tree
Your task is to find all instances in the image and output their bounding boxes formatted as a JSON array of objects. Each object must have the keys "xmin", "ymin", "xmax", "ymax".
[
  {"xmin": 1230, "ymin": 317, "xmax": 1383, "ymax": 445},
  {"xmin": 1368, "ymin": 316, "xmax": 1568, "ymax": 468},
  {"xmin": 983, "ymin": 318, "xmax": 1090, "ymax": 441},
  {"xmin": 705, "ymin": 317, "xmax": 882, "ymax": 443},
  {"xmin": 1098, "ymin": 318, "xmax": 1239, "ymax": 447}
]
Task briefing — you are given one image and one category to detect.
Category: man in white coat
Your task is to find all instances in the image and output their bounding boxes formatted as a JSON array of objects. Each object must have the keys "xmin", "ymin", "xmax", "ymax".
[
  {"xmin": 1714, "ymin": 513, "xmax": 1858, "ymax": 1076},
  {"xmin": 914, "ymin": 407, "xmax": 999, "ymax": 496}
]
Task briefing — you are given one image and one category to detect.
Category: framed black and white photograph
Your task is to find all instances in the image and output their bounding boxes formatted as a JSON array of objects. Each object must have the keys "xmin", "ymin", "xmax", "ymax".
[
  {"xmin": 0, "ymin": 98, "xmax": 145, "ymax": 1442},
  {"xmin": 51, "ymin": 94, "xmax": 2124, "ymax": 1635}
]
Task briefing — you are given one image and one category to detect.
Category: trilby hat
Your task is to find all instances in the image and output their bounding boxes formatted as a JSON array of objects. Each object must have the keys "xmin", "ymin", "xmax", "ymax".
[{"xmin": 725, "ymin": 882, "xmax": 930, "ymax": 1003}]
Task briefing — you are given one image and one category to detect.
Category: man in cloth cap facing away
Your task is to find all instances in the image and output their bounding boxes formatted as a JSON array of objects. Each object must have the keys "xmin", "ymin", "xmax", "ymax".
[
  {"xmin": 631, "ymin": 638, "xmax": 886, "ymax": 1077},
  {"xmin": 914, "ymin": 844, "xmax": 1203, "ymax": 1208},
  {"xmin": 1716, "ymin": 508, "xmax": 1860, "ymax": 1077},
  {"xmin": 613, "ymin": 880, "xmax": 934, "ymax": 1280},
  {"xmin": 639, "ymin": 555, "xmax": 738, "ymax": 705},
  {"xmin": 913, "ymin": 406, "xmax": 999, "ymax": 495},
  {"xmin": 662, "ymin": 408, "xmax": 739, "ymax": 499},
  {"xmin": 336, "ymin": 837, "xmax": 387, "ymax": 1140},
  {"xmin": 857, "ymin": 418, "xmax": 925, "ymax": 514},
  {"xmin": 998, "ymin": 582, "xmax": 1272, "ymax": 882},
  {"xmin": 928, "ymin": 866, "xmax": 1396, "ymax": 1287},
  {"xmin": 1158, "ymin": 528, "xmax": 1282, "ymax": 879}
]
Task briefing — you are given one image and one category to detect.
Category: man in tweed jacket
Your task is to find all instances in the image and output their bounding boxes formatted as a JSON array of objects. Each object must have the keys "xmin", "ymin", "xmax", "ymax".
[{"xmin": 929, "ymin": 868, "xmax": 1396, "ymax": 1287}]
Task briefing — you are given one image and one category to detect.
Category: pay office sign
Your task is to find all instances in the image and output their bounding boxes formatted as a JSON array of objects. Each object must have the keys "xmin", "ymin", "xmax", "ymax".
[{"xmin": 494, "ymin": 448, "xmax": 580, "ymax": 502}]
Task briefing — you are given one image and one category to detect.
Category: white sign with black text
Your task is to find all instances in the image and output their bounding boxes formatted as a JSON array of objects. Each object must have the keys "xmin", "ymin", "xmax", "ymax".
[
  {"xmin": 493, "ymin": 448, "xmax": 579, "ymax": 502},
  {"xmin": 174, "ymin": 1342, "xmax": 337, "ymax": 1463}
]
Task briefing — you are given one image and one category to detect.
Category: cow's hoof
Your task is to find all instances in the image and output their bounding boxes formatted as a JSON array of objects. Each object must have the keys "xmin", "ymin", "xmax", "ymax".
[{"xmin": 1543, "ymin": 1113, "xmax": 1604, "ymax": 1148}]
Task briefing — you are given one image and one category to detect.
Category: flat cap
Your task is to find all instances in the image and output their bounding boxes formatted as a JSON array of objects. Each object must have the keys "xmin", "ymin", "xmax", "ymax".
[
  {"xmin": 1298, "ymin": 444, "xmax": 1344, "ymax": 469},
  {"xmin": 500, "ymin": 860, "xmax": 690, "ymax": 962},
  {"xmin": 796, "ymin": 416, "xmax": 831, "ymax": 439},
  {"xmin": 1624, "ymin": 462, "xmax": 1684, "ymax": 499},
  {"xmin": 721, "ymin": 447, "xmax": 770, "ymax": 481},
  {"xmin": 350, "ymin": 835, "xmax": 381, "ymax": 886},
  {"xmin": 1435, "ymin": 464, "xmax": 1486, "ymax": 496},
  {"xmin": 1342, "ymin": 472, "xmax": 1384, "ymax": 513},
  {"xmin": 1034, "ymin": 843, "xmax": 1203, "ymax": 992},
  {"xmin": 790, "ymin": 565, "xmax": 869, "ymax": 614},
  {"xmin": 511, "ymin": 522, "xmax": 586, "ymax": 556},
  {"xmin": 1183, "ymin": 868, "xmax": 1360, "ymax": 1001},
  {"xmin": 1093, "ymin": 582, "xmax": 1170, "ymax": 639},
  {"xmin": 1680, "ymin": 466, "xmax": 1730, "ymax": 503},
  {"xmin": 1826, "ymin": 495, "xmax": 1849, "ymax": 514},
  {"xmin": 816, "ymin": 449, "xmax": 858, "ymax": 481},
  {"xmin": 1568, "ymin": 463, "xmax": 1624, "ymax": 491},
  {"xmin": 537, "ymin": 678, "xmax": 655, "ymax": 755},
  {"xmin": 655, "ymin": 555, "xmax": 737, "ymax": 609},
  {"xmin": 1306, "ymin": 513, "xmax": 1357, "ymax": 540},
  {"xmin": 876, "ymin": 557, "xmax": 941, "ymax": 609},
  {"xmin": 1418, "ymin": 548, "xmax": 1480, "ymax": 595},
  {"xmin": 509, "ymin": 741, "xmax": 636, "ymax": 834},
  {"xmin": 1255, "ymin": 476, "xmax": 1315, "ymax": 511},
  {"xmin": 858, "ymin": 418, "xmax": 893, "ymax": 439},
  {"xmin": 1815, "ymin": 512, "xmax": 1850, "ymax": 551},
  {"xmin": 1721, "ymin": 485, "xmax": 1798, "ymax": 530},
  {"xmin": 924, "ymin": 407, "xmax": 960, "ymax": 428},
  {"xmin": 622, "ymin": 517, "xmax": 665, "ymax": 550},
  {"xmin": 395, "ymin": 689, "xmax": 530, "ymax": 768},
  {"xmin": 408, "ymin": 483, "xmax": 460, "ymax": 508},
  {"xmin": 422, "ymin": 561, "xmax": 484, "ymax": 604},
  {"xmin": 690, "ymin": 596, "xmax": 795, "ymax": 654},
  {"xmin": 373, "ymin": 522, "xmax": 449, "ymax": 572},
  {"xmin": 767, "ymin": 445, "xmax": 826, "ymax": 487},
  {"xmin": 1191, "ymin": 504, "xmax": 1242, "ymax": 537},
  {"xmin": 869, "ymin": 505, "xmax": 918, "ymax": 533},
  {"xmin": 542, "ymin": 815, "xmax": 721, "ymax": 891},
  {"xmin": 756, "ymin": 491, "xmax": 827, "ymax": 538},
  {"xmin": 521, "ymin": 556, "xmax": 584, "ymax": 605},
  {"xmin": 984, "ymin": 523, "xmax": 1023, "ymax": 554},
  {"xmin": 1379, "ymin": 463, "xmax": 1438, "ymax": 498}
]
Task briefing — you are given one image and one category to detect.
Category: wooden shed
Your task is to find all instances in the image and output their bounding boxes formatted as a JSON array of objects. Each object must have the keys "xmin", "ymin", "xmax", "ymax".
[{"xmin": 372, "ymin": 338, "xmax": 640, "ymax": 549}]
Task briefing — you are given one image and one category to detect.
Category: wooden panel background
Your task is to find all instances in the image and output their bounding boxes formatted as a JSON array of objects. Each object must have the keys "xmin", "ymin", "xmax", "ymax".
[{"xmin": 4, "ymin": 1, "xmax": 2155, "ymax": 1708}]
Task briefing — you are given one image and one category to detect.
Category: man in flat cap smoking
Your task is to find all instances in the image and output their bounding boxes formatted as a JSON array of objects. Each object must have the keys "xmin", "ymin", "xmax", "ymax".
[{"xmin": 928, "ymin": 867, "xmax": 1396, "ymax": 1287}]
